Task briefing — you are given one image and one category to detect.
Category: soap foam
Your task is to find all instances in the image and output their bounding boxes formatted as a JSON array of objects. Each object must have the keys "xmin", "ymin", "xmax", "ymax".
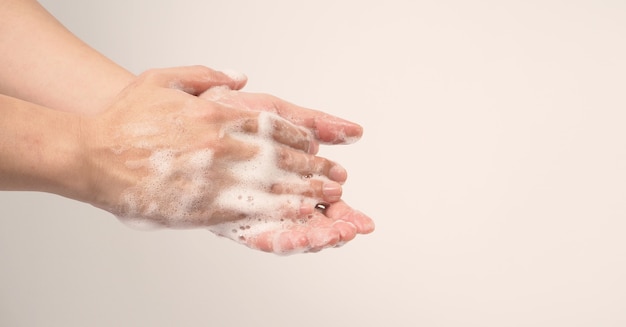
[
  {"xmin": 202, "ymin": 87, "xmax": 361, "ymax": 146},
  {"xmin": 117, "ymin": 148, "xmax": 218, "ymax": 228},
  {"xmin": 220, "ymin": 69, "xmax": 248, "ymax": 84},
  {"xmin": 115, "ymin": 109, "xmax": 328, "ymax": 253},
  {"xmin": 207, "ymin": 112, "xmax": 322, "ymax": 251}
]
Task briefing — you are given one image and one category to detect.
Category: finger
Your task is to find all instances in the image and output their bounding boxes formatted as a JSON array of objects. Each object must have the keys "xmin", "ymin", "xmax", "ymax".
[
  {"xmin": 246, "ymin": 229, "xmax": 310, "ymax": 255},
  {"xmin": 241, "ymin": 232, "xmax": 275, "ymax": 253},
  {"xmin": 212, "ymin": 134, "xmax": 259, "ymax": 161},
  {"xmin": 275, "ymin": 230, "xmax": 310, "ymax": 254},
  {"xmin": 236, "ymin": 112, "xmax": 318, "ymax": 154},
  {"xmin": 294, "ymin": 213, "xmax": 345, "ymax": 252},
  {"xmin": 270, "ymin": 179, "xmax": 343, "ymax": 203},
  {"xmin": 230, "ymin": 92, "xmax": 364, "ymax": 144},
  {"xmin": 275, "ymin": 146, "xmax": 348, "ymax": 183},
  {"xmin": 219, "ymin": 69, "xmax": 249, "ymax": 90},
  {"xmin": 267, "ymin": 114, "xmax": 319, "ymax": 154},
  {"xmin": 305, "ymin": 226, "xmax": 341, "ymax": 252},
  {"xmin": 284, "ymin": 108, "xmax": 364, "ymax": 145},
  {"xmin": 139, "ymin": 65, "xmax": 247, "ymax": 95},
  {"xmin": 324, "ymin": 200, "xmax": 375, "ymax": 234},
  {"xmin": 332, "ymin": 220, "xmax": 358, "ymax": 243}
]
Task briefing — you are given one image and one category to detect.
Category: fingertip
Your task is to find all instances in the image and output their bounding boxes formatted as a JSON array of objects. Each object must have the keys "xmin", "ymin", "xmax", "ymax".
[
  {"xmin": 333, "ymin": 221, "xmax": 358, "ymax": 242},
  {"xmin": 269, "ymin": 230, "xmax": 310, "ymax": 255},
  {"xmin": 339, "ymin": 122, "xmax": 363, "ymax": 145},
  {"xmin": 246, "ymin": 232, "xmax": 274, "ymax": 253},
  {"xmin": 327, "ymin": 203, "xmax": 375, "ymax": 234},
  {"xmin": 307, "ymin": 228, "xmax": 341, "ymax": 251},
  {"xmin": 220, "ymin": 69, "xmax": 248, "ymax": 90},
  {"xmin": 314, "ymin": 118, "xmax": 364, "ymax": 145},
  {"xmin": 147, "ymin": 65, "xmax": 248, "ymax": 95},
  {"xmin": 329, "ymin": 164, "xmax": 348, "ymax": 183},
  {"xmin": 352, "ymin": 123, "xmax": 364, "ymax": 141},
  {"xmin": 356, "ymin": 212, "xmax": 376, "ymax": 234}
]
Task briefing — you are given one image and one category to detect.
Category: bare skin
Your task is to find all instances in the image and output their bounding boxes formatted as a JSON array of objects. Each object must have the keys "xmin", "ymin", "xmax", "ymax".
[
  {"xmin": 0, "ymin": 0, "xmax": 375, "ymax": 254},
  {"xmin": 0, "ymin": 0, "xmax": 134, "ymax": 113}
]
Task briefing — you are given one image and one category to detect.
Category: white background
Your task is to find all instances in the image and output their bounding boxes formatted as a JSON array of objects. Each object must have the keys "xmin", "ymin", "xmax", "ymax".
[{"xmin": 2, "ymin": 1, "xmax": 625, "ymax": 326}]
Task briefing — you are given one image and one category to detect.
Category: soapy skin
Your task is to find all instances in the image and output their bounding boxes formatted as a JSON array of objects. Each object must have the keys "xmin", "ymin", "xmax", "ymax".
[
  {"xmin": 200, "ymin": 87, "xmax": 374, "ymax": 253},
  {"xmin": 80, "ymin": 66, "xmax": 374, "ymax": 254},
  {"xmin": 200, "ymin": 86, "xmax": 364, "ymax": 145}
]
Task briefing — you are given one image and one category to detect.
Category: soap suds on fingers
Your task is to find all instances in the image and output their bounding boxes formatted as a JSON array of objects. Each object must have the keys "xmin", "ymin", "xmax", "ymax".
[{"xmin": 113, "ymin": 106, "xmax": 334, "ymax": 254}]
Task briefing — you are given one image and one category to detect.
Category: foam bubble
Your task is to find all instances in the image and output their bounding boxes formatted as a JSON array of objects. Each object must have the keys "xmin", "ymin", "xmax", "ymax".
[
  {"xmin": 220, "ymin": 69, "xmax": 247, "ymax": 84},
  {"xmin": 114, "ymin": 106, "xmax": 331, "ymax": 254}
]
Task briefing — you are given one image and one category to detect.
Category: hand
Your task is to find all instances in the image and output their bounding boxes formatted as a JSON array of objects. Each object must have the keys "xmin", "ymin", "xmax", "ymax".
[
  {"xmin": 80, "ymin": 66, "xmax": 345, "ymax": 230},
  {"xmin": 200, "ymin": 85, "xmax": 375, "ymax": 254}
]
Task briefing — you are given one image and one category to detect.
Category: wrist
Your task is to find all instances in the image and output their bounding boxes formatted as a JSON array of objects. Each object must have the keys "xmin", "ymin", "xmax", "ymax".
[
  {"xmin": 28, "ymin": 108, "xmax": 91, "ymax": 203},
  {"xmin": 0, "ymin": 95, "xmax": 91, "ymax": 203}
]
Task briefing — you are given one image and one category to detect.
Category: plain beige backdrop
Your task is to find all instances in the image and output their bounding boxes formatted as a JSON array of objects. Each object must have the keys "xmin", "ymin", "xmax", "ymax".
[{"xmin": 1, "ymin": 1, "xmax": 625, "ymax": 326}]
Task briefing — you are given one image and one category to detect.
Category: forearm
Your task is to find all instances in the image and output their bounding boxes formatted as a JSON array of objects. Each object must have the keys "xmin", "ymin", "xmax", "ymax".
[
  {"xmin": 0, "ymin": 0, "xmax": 134, "ymax": 114},
  {"xmin": 0, "ymin": 93, "xmax": 88, "ymax": 201}
]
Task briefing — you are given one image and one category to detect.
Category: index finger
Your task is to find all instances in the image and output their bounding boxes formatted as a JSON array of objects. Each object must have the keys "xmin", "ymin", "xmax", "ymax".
[
  {"xmin": 200, "ymin": 89, "xmax": 363, "ymax": 144},
  {"xmin": 139, "ymin": 65, "xmax": 248, "ymax": 95},
  {"xmin": 260, "ymin": 95, "xmax": 364, "ymax": 144}
]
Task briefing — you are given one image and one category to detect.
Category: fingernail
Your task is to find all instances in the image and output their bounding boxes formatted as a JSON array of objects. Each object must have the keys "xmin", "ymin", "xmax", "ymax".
[{"xmin": 323, "ymin": 182, "xmax": 342, "ymax": 202}]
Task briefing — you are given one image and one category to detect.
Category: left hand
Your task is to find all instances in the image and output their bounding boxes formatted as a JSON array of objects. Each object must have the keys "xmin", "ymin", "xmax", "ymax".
[{"xmin": 199, "ymin": 86, "xmax": 375, "ymax": 254}]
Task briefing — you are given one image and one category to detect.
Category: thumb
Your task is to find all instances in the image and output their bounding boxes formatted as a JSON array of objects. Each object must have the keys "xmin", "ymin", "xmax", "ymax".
[{"xmin": 140, "ymin": 65, "xmax": 248, "ymax": 95}]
